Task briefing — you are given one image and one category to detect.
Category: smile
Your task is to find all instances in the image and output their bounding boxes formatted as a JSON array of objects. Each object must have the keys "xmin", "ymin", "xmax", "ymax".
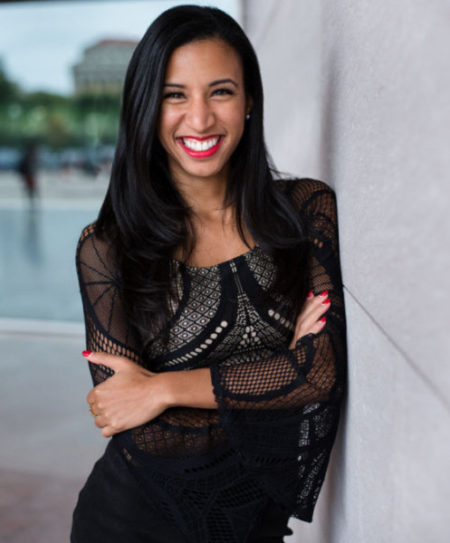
[{"xmin": 177, "ymin": 136, "xmax": 223, "ymax": 158}]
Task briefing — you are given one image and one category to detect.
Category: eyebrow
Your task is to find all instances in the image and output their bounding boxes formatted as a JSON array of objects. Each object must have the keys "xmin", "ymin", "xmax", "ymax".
[{"xmin": 163, "ymin": 78, "xmax": 239, "ymax": 88}]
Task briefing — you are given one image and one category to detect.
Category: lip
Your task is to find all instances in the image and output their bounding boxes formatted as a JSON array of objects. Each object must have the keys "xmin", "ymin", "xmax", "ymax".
[
  {"xmin": 179, "ymin": 135, "xmax": 221, "ymax": 141},
  {"xmin": 177, "ymin": 135, "xmax": 224, "ymax": 158}
]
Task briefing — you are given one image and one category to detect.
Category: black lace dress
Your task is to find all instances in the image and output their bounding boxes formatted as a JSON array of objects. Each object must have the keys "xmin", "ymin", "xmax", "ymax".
[{"xmin": 71, "ymin": 178, "xmax": 347, "ymax": 543}]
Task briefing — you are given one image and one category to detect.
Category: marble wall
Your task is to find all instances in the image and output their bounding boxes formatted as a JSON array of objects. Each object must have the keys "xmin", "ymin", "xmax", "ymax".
[{"xmin": 241, "ymin": 1, "xmax": 450, "ymax": 541}]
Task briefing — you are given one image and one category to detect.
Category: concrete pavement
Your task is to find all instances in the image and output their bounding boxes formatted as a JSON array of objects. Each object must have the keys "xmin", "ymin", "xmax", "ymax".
[{"xmin": 0, "ymin": 330, "xmax": 106, "ymax": 543}]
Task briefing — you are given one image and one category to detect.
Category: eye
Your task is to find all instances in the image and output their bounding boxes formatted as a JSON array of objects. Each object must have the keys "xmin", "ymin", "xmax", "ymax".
[
  {"xmin": 211, "ymin": 88, "xmax": 235, "ymax": 97},
  {"xmin": 163, "ymin": 91, "xmax": 185, "ymax": 100}
]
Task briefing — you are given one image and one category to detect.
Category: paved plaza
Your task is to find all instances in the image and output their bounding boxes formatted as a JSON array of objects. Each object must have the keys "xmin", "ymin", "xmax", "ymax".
[{"xmin": 0, "ymin": 170, "xmax": 108, "ymax": 542}]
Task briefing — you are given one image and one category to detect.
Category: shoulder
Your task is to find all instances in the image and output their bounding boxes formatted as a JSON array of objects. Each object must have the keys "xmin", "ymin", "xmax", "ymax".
[
  {"xmin": 76, "ymin": 221, "xmax": 114, "ymax": 254},
  {"xmin": 274, "ymin": 176, "xmax": 334, "ymax": 199},
  {"xmin": 76, "ymin": 221, "xmax": 96, "ymax": 250},
  {"xmin": 76, "ymin": 221, "xmax": 102, "ymax": 260},
  {"xmin": 274, "ymin": 177, "xmax": 336, "ymax": 212},
  {"xmin": 76, "ymin": 221, "xmax": 119, "ymax": 281}
]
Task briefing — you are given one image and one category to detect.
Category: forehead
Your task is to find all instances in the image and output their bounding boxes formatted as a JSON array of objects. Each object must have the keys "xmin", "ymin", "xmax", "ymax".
[{"xmin": 164, "ymin": 39, "xmax": 243, "ymax": 83}]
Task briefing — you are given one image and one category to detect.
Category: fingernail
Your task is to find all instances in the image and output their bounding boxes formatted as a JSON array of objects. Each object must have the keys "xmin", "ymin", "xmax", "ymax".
[
  {"xmin": 307, "ymin": 290, "xmax": 313, "ymax": 299},
  {"xmin": 320, "ymin": 316, "xmax": 326, "ymax": 323},
  {"xmin": 320, "ymin": 290, "xmax": 328, "ymax": 297},
  {"xmin": 82, "ymin": 350, "xmax": 92, "ymax": 358},
  {"xmin": 322, "ymin": 298, "xmax": 331, "ymax": 305}
]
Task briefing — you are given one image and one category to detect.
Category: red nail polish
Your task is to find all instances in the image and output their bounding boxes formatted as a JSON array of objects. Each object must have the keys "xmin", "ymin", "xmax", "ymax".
[
  {"xmin": 322, "ymin": 298, "xmax": 331, "ymax": 305},
  {"xmin": 320, "ymin": 317, "xmax": 326, "ymax": 323},
  {"xmin": 320, "ymin": 290, "xmax": 328, "ymax": 297},
  {"xmin": 307, "ymin": 290, "xmax": 313, "ymax": 299},
  {"xmin": 82, "ymin": 350, "xmax": 92, "ymax": 358}
]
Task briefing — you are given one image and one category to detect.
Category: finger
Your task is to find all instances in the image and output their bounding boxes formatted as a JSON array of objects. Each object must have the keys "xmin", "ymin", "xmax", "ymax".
[
  {"xmin": 311, "ymin": 297, "xmax": 331, "ymax": 317},
  {"xmin": 299, "ymin": 305, "xmax": 329, "ymax": 336},
  {"xmin": 86, "ymin": 386, "xmax": 104, "ymax": 405},
  {"xmin": 81, "ymin": 350, "xmax": 125, "ymax": 371},
  {"xmin": 311, "ymin": 317, "xmax": 327, "ymax": 333},
  {"xmin": 302, "ymin": 316, "xmax": 327, "ymax": 338},
  {"xmin": 102, "ymin": 426, "xmax": 116, "ymax": 438},
  {"xmin": 94, "ymin": 415, "xmax": 107, "ymax": 428},
  {"xmin": 297, "ymin": 297, "xmax": 330, "ymax": 327},
  {"xmin": 304, "ymin": 290, "xmax": 328, "ymax": 303},
  {"xmin": 311, "ymin": 297, "xmax": 331, "ymax": 320},
  {"xmin": 303, "ymin": 293, "xmax": 331, "ymax": 316},
  {"xmin": 86, "ymin": 390, "xmax": 95, "ymax": 405},
  {"xmin": 300, "ymin": 290, "xmax": 330, "ymax": 313},
  {"xmin": 294, "ymin": 299, "xmax": 329, "ymax": 337},
  {"xmin": 289, "ymin": 315, "xmax": 326, "ymax": 348}
]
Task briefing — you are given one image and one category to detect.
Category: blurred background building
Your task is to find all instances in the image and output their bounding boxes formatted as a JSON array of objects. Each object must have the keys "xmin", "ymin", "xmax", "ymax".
[{"xmin": 72, "ymin": 39, "xmax": 138, "ymax": 95}]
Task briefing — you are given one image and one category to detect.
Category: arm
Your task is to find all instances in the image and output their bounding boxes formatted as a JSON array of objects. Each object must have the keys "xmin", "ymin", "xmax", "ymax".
[
  {"xmin": 76, "ymin": 223, "xmax": 156, "ymax": 436},
  {"xmin": 77, "ymin": 224, "xmax": 217, "ymax": 436},
  {"xmin": 210, "ymin": 180, "xmax": 346, "ymax": 409},
  {"xmin": 205, "ymin": 179, "xmax": 347, "ymax": 475},
  {"xmin": 76, "ymin": 222, "xmax": 142, "ymax": 377},
  {"xmin": 162, "ymin": 180, "xmax": 346, "ymax": 413}
]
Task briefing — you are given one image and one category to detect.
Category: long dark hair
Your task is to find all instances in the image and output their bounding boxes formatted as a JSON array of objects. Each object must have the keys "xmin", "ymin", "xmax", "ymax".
[{"xmin": 96, "ymin": 5, "xmax": 310, "ymax": 362}]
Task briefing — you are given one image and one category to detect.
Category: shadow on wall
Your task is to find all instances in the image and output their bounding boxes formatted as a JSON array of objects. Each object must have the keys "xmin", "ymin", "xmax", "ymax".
[
  {"xmin": 318, "ymin": 46, "xmax": 340, "ymax": 189},
  {"xmin": 317, "ymin": 44, "xmax": 349, "ymax": 543}
]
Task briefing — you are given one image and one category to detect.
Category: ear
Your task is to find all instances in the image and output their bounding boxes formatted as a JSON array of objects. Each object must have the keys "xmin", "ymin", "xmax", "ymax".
[{"xmin": 245, "ymin": 94, "xmax": 254, "ymax": 116}]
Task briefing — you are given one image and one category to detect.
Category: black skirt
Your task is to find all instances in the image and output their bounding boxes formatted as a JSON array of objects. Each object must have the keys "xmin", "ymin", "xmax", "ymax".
[{"xmin": 71, "ymin": 440, "xmax": 294, "ymax": 543}]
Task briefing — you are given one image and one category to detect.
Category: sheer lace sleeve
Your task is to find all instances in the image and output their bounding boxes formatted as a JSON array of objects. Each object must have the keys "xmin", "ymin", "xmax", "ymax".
[
  {"xmin": 209, "ymin": 179, "xmax": 347, "ymax": 519},
  {"xmin": 75, "ymin": 223, "xmax": 142, "ymax": 385}
]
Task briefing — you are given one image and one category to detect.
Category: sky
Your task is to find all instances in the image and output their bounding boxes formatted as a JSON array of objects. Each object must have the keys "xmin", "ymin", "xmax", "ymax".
[{"xmin": 0, "ymin": 0, "xmax": 240, "ymax": 96}]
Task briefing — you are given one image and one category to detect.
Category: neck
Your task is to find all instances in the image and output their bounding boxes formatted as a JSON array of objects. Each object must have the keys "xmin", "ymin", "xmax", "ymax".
[{"xmin": 173, "ymin": 174, "xmax": 232, "ymax": 221}]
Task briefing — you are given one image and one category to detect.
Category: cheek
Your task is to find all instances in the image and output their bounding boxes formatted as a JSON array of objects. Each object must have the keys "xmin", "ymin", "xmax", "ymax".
[
  {"xmin": 227, "ymin": 109, "xmax": 246, "ymax": 139},
  {"xmin": 218, "ymin": 101, "xmax": 244, "ymax": 125},
  {"xmin": 158, "ymin": 109, "xmax": 180, "ymax": 145}
]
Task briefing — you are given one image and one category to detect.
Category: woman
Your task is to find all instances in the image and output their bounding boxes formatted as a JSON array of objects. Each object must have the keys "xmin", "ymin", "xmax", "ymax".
[{"xmin": 71, "ymin": 5, "xmax": 347, "ymax": 543}]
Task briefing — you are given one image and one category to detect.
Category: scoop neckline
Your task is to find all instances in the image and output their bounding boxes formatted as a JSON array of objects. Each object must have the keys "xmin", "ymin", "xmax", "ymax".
[{"xmin": 172, "ymin": 244, "xmax": 259, "ymax": 270}]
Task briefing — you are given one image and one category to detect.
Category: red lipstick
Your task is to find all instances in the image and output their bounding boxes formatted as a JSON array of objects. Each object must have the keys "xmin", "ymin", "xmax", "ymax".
[{"xmin": 177, "ymin": 136, "xmax": 223, "ymax": 158}]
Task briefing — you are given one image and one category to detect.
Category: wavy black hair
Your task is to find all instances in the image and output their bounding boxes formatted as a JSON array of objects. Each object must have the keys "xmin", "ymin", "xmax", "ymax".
[{"xmin": 96, "ymin": 4, "xmax": 310, "ymax": 360}]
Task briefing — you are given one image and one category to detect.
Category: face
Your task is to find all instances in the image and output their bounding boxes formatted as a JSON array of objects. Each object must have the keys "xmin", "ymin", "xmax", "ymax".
[{"xmin": 157, "ymin": 38, "xmax": 251, "ymax": 186}]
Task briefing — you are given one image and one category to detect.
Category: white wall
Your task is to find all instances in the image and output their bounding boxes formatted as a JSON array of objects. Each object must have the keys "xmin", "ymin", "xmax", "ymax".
[{"xmin": 241, "ymin": 1, "xmax": 450, "ymax": 542}]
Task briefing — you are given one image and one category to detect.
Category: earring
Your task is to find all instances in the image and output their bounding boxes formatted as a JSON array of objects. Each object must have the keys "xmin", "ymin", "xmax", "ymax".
[{"xmin": 246, "ymin": 113, "xmax": 251, "ymax": 120}]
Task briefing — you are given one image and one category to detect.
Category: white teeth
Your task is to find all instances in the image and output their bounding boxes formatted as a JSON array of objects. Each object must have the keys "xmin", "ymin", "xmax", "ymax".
[{"xmin": 181, "ymin": 137, "xmax": 220, "ymax": 151}]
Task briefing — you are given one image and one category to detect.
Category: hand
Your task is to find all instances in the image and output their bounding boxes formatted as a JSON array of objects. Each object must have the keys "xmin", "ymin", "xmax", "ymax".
[
  {"xmin": 84, "ymin": 351, "xmax": 170, "ymax": 437},
  {"xmin": 288, "ymin": 290, "xmax": 331, "ymax": 350}
]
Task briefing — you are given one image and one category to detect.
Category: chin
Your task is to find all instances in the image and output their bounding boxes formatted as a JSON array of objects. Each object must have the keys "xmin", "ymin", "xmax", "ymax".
[{"xmin": 178, "ymin": 162, "xmax": 228, "ymax": 181}]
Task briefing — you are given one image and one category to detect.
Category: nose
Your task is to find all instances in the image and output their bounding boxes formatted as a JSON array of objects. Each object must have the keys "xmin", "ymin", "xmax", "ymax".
[{"xmin": 185, "ymin": 96, "xmax": 215, "ymax": 132}]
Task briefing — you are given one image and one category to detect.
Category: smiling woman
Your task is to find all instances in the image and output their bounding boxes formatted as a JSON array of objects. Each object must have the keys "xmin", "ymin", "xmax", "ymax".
[{"xmin": 71, "ymin": 5, "xmax": 347, "ymax": 543}]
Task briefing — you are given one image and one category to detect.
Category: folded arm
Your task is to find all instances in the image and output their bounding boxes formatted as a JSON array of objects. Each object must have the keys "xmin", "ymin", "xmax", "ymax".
[{"xmin": 166, "ymin": 180, "xmax": 346, "ymax": 412}]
